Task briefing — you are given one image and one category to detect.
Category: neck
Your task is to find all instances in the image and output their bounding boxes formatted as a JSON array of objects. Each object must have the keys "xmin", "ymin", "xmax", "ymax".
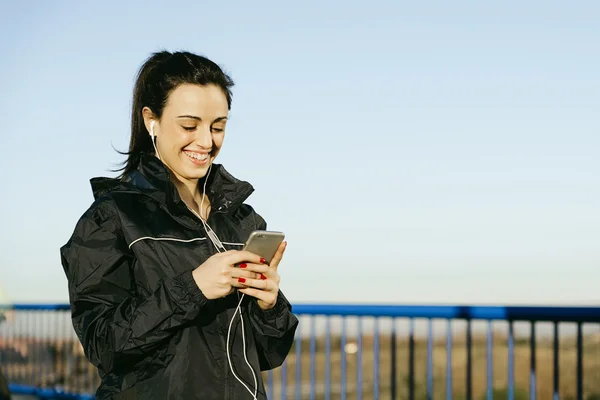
[{"xmin": 170, "ymin": 174, "xmax": 207, "ymax": 215}]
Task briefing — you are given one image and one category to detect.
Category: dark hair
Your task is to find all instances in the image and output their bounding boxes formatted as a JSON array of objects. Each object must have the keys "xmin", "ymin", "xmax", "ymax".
[{"xmin": 116, "ymin": 50, "xmax": 234, "ymax": 177}]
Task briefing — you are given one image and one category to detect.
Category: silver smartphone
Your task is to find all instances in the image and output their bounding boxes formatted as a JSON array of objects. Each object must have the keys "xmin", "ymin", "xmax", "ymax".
[{"xmin": 242, "ymin": 230, "xmax": 285, "ymax": 265}]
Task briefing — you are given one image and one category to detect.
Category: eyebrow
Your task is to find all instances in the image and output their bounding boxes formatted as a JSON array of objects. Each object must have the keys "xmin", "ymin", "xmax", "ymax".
[{"xmin": 176, "ymin": 115, "xmax": 228, "ymax": 123}]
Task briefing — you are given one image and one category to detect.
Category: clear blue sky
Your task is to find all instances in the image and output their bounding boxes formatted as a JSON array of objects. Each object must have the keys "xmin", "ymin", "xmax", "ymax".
[{"xmin": 1, "ymin": 1, "xmax": 598, "ymax": 305}]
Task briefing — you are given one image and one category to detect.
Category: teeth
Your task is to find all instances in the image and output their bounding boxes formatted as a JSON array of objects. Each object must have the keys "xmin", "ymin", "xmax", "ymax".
[{"xmin": 185, "ymin": 151, "xmax": 208, "ymax": 161}]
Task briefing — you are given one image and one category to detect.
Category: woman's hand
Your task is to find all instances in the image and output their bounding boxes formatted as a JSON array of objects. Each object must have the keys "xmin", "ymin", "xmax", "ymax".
[
  {"xmin": 237, "ymin": 241, "xmax": 287, "ymax": 310},
  {"xmin": 192, "ymin": 250, "xmax": 265, "ymax": 300}
]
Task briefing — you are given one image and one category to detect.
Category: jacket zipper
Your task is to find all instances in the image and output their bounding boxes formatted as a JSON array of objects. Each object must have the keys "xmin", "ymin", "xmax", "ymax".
[{"xmin": 184, "ymin": 203, "xmax": 233, "ymax": 399}]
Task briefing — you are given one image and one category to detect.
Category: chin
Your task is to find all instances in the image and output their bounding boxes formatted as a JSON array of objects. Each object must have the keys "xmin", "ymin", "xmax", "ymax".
[
  {"xmin": 180, "ymin": 167, "xmax": 208, "ymax": 180},
  {"xmin": 177, "ymin": 154, "xmax": 215, "ymax": 178}
]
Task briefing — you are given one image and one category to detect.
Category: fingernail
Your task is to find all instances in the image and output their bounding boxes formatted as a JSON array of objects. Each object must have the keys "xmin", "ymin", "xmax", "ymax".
[
  {"xmin": 260, "ymin": 258, "xmax": 267, "ymax": 264},
  {"xmin": 238, "ymin": 277, "xmax": 246, "ymax": 283},
  {"xmin": 260, "ymin": 274, "xmax": 267, "ymax": 280},
  {"xmin": 239, "ymin": 263, "xmax": 247, "ymax": 268}
]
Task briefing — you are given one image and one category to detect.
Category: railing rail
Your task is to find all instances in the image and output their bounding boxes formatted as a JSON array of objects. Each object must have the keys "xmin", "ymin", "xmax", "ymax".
[
  {"xmin": 1, "ymin": 303, "xmax": 599, "ymax": 400},
  {"xmin": 293, "ymin": 304, "xmax": 600, "ymax": 321}
]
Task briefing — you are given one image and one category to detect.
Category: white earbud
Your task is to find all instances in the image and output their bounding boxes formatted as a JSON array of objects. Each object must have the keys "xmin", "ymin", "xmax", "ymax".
[{"xmin": 149, "ymin": 121, "xmax": 160, "ymax": 160}]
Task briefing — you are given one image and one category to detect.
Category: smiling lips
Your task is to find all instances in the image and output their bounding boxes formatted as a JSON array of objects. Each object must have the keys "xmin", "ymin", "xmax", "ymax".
[{"xmin": 183, "ymin": 150, "xmax": 210, "ymax": 165}]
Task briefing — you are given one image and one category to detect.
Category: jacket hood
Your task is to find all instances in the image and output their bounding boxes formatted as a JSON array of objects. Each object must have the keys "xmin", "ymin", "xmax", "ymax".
[{"xmin": 89, "ymin": 154, "xmax": 255, "ymax": 214}]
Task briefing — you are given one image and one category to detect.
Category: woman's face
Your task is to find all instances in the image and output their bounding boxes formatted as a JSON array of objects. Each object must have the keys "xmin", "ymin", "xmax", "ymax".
[{"xmin": 145, "ymin": 83, "xmax": 229, "ymax": 183}]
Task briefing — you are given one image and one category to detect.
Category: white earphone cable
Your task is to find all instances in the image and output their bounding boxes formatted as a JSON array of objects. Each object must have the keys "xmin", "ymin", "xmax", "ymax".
[
  {"xmin": 149, "ymin": 122, "xmax": 258, "ymax": 399},
  {"xmin": 183, "ymin": 156, "xmax": 258, "ymax": 400}
]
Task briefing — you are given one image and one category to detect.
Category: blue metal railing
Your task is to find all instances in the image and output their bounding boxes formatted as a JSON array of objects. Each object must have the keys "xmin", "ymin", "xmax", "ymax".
[{"xmin": 1, "ymin": 303, "xmax": 599, "ymax": 399}]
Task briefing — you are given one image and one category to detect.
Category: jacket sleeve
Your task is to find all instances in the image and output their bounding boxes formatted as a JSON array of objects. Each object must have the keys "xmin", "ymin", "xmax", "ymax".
[
  {"xmin": 246, "ymin": 211, "xmax": 299, "ymax": 370},
  {"xmin": 247, "ymin": 291, "xmax": 299, "ymax": 371},
  {"xmin": 60, "ymin": 199, "xmax": 209, "ymax": 375}
]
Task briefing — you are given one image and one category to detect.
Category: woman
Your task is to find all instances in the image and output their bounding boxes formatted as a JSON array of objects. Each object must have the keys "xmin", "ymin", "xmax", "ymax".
[
  {"xmin": 0, "ymin": 365, "xmax": 9, "ymax": 400},
  {"xmin": 0, "ymin": 287, "xmax": 11, "ymax": 400},
  {"xmin": 60, "ymin": 51, "xmax": 298, "ymax": 400}
]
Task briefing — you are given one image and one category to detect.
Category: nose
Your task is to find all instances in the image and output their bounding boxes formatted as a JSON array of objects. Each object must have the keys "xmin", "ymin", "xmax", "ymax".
[{"xmin": 194, "ymin": 124, "xmax": 214, "ymax": 149}]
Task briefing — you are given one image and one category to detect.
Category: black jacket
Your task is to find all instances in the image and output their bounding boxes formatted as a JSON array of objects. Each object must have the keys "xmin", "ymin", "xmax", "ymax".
[
  {"xmin": 0, "ymin": 366, "xmax": 9, "ymax": 400},
  {"xmin": 60, "ymin": 155, "xmax": 298, "ymax": 399}
]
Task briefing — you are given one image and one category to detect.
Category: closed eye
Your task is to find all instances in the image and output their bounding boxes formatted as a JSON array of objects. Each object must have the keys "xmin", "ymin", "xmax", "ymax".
[{"xmin": 182, "ymin": 126, "xmax": 196, "ymax": 132}]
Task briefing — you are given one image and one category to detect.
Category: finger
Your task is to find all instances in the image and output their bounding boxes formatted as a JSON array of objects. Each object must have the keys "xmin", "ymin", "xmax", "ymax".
[
  {"xmin": 252, "ymin": 266, "xmax": 279, "ymax": 282},
  {"xmin": 235, "ymin": 277, "xmax": 272, "ymax": 291},
  {"xmin": 238, "ymin": 287, "xmax": 274, "ymax": 303},
  {"xmin": 266, "ymin": 270, "xmax": 280, "ymax": 283},
  {"xmin": 228, "ymin": 268, "xmax": 261, "ymax": 281},
  {"xmin": 236, "ymin": 263, "xmax": 270, "ymax": 274},
  {"xmin": 226, "ymin": 250, "xmax": 266, "ymax": 266},
  {"xmin": 230, "ymin": 277, "xmax": 265, "ymax": 289},
  {"xmin": 269, "ymin": 241, "xmax": 287, "ymax": 270},
  {"xmin": 231, "ymin": 279, "xmax": 249, "ymax": 289},
  {"xmin": 241, "ymin": 263, "xmax": 277, "ymax": 282}
]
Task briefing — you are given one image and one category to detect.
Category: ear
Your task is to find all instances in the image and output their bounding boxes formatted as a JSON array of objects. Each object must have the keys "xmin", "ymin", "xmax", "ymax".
[{"xmin": 142, "ymin": 107, "xmax": 156, "ymax": 135}]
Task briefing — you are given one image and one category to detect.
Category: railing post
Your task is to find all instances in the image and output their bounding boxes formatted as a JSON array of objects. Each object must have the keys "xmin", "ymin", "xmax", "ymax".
[
  {"xmin": 390, "ymin": 318, "xmax": 397, "ymax": 400},
  {"xmin": 466, "ymin": 319, "xmax": 472, "ymax": 400},
  {"xmin": 408, "ymin": 318, "xmax": 415, "ymax": 400}
]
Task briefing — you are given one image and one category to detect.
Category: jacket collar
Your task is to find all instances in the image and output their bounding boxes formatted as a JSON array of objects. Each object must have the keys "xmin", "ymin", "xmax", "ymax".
[{"xmin": 90, "ymin": 154, "xmax": 255, "ymax": 216}]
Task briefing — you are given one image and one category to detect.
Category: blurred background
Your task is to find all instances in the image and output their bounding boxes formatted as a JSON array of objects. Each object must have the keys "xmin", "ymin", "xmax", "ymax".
[{"xmin": 0, "ymin": 1, "xmax": 598, "ymax": 399}]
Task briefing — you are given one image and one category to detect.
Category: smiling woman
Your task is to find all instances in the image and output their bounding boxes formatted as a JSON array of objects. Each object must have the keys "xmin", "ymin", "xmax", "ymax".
[{"xmin": 60, "ymin": 51, "xmax": 298, "ymax": 400}]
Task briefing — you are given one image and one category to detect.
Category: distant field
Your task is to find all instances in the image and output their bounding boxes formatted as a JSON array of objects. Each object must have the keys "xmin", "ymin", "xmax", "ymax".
[
  {"xmin": 262, "ymin": 333, "xmax": 600, "ymax": 400},
  {"xmin": 2, "ymin": 332, "xmax": 599, "ymax": 399}
]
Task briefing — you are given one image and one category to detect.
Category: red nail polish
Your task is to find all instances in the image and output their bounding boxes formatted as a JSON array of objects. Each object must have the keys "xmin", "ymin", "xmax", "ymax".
[
  {"xmin": 238, "ymin": 277, "xmax": 246, "ymax": 283},
  {"xmin": 260, "ymin": 274, "xmax": 267, "ymax": 280},
  {"xmin": 239, "ymin": 263, "xmax": 247, "ymax": 268},
  {"xmin": 260, "ymin": 258, "xmax": 267, "ymax": 264}
]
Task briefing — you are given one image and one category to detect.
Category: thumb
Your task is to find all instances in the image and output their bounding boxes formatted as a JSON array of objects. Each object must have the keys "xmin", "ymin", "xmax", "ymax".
[{"xmin": 270, "ymin": 241, "xmax": 287, "ymax": 271}]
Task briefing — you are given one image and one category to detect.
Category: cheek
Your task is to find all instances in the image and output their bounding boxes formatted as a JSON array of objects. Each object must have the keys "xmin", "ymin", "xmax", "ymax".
[
  {"xmin": 162, "ymin": 131, "xmax": 191, "ymax": 151},
  {"xmin": 213, "ymin": 134, "xmax": 225, "ymax": 149}
]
